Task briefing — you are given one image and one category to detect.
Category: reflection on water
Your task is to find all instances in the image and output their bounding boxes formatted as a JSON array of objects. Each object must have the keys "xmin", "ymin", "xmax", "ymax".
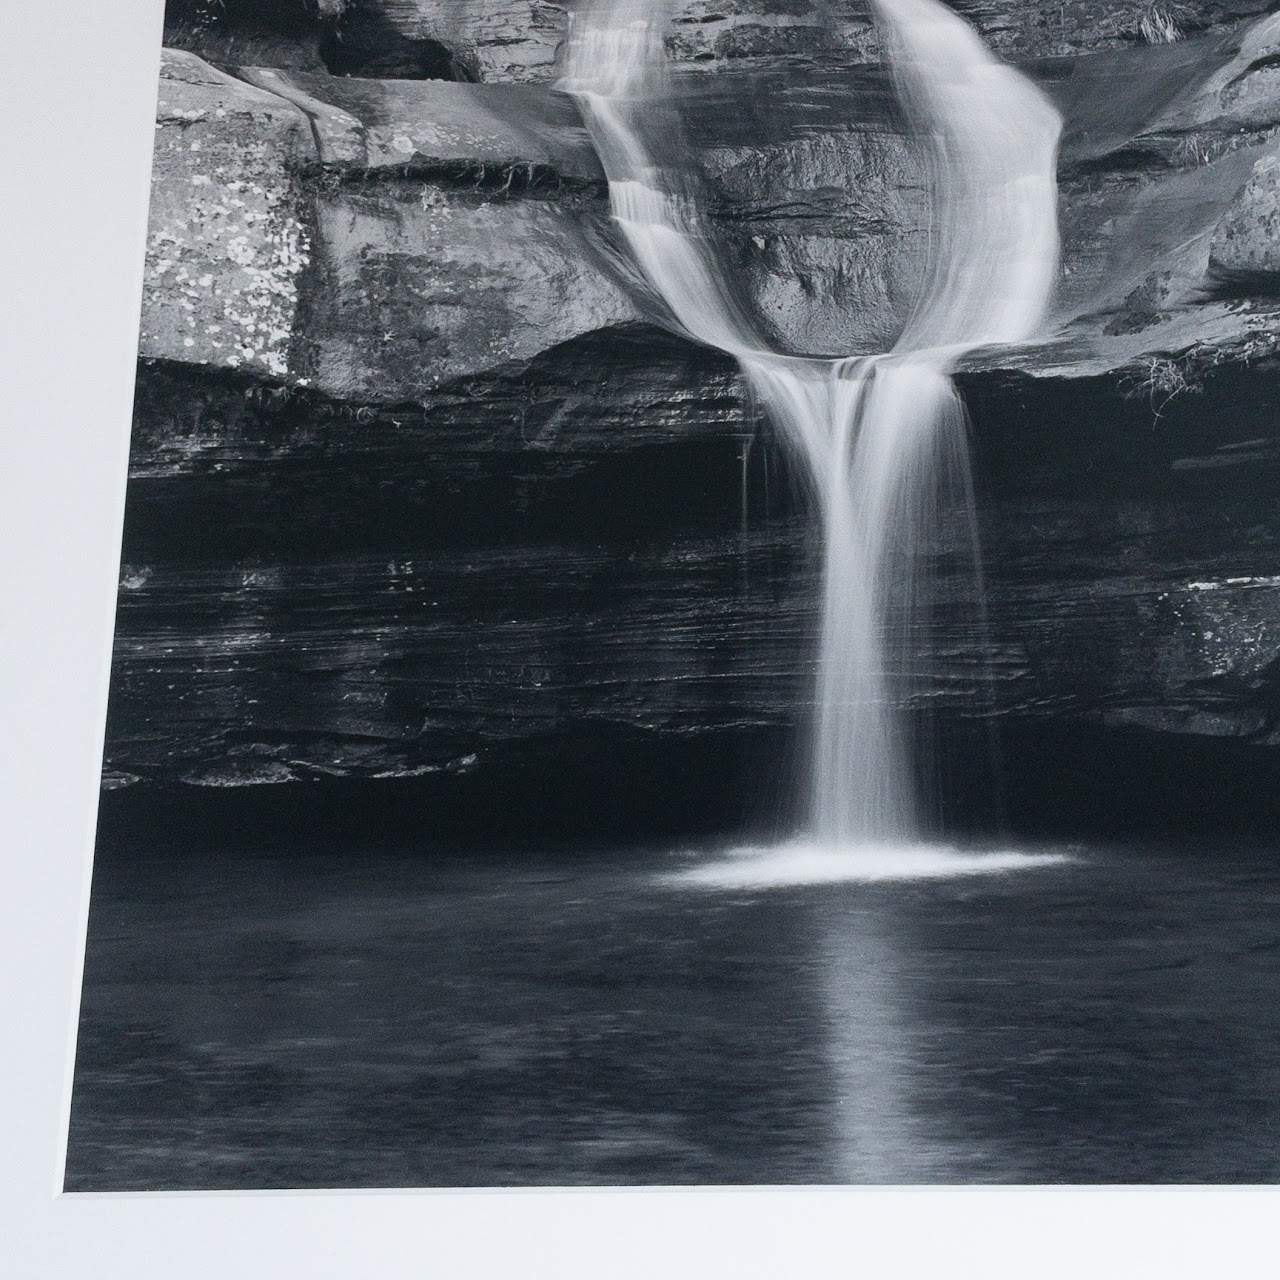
[
  {"xmin": 821, "ymin": 900, "xmax": 963, "ymax": 1182},
  {"xmin": 823, "ymin": 902, "xmax": 926, "ymax": 1182},
  {"xmin": 816, "ymin": 890, "xmax": 1035, "ymax": 1183},
  {"xmin": 666, "ymin": 842, "xmax": 1070, "ymax": 1179},
  {"xmin": 66, "ymin": 840, "xmax": 1280, "ymax": 1189}
]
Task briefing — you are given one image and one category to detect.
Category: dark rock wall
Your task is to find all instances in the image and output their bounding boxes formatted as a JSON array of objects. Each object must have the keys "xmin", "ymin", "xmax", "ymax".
[{"xmin": 106, "ymin": 340, "xmax": 1280, "ymax": 796}]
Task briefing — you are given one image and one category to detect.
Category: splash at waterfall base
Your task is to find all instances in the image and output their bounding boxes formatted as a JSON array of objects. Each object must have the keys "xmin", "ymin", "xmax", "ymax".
[{"xmin": 665, "ymin": 841, "xmax": 1070, "ymax": 889}]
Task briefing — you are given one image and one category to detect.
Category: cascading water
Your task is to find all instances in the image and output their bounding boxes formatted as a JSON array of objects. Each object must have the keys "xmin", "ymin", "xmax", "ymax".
[{"xmin": 564, "ymin": 0, "xmax": 1062, "ymax": 858}]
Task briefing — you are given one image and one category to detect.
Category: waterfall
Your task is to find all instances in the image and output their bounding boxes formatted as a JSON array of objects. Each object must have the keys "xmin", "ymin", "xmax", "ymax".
[{"xmin": 564, "ymin": 0, "xmax": 1061, "ymax": 849}]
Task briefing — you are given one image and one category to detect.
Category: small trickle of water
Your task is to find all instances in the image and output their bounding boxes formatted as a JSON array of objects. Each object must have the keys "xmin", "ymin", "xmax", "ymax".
[{"xmin": 563, "ymin": 0, "xmax": 1061, "ymax": 852}]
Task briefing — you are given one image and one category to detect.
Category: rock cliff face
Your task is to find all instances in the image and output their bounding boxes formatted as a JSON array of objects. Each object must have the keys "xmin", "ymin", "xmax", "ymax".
[
  {"xmin": 144, "ymin": 10, "xmax": 1280, "ymax": 390},
  {"xmin": 105, "ymin": 1, "xmax": 1280, "ymax": 825}
]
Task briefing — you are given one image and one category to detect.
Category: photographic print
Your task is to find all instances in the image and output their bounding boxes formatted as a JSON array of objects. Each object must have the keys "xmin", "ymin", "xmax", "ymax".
[{"xmin": 64, "ymin": 0, "xmax": 1280, "ymax": 1191}]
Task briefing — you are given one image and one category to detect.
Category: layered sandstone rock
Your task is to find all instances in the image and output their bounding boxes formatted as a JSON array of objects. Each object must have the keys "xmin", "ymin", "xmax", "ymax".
[{"xmin": 105, "ymin": 353, "xmax": 1280, "ymax": 788}]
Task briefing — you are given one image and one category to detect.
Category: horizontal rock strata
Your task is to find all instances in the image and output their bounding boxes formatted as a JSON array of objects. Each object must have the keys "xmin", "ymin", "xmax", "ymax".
[{"xmin": 104, "ymin": 349, "xmax": 1280, "ymax": 788}]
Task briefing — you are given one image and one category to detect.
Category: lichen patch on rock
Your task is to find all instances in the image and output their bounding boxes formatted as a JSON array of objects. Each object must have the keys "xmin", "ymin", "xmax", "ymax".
[{"xmin": 139, "ymin": 51, "xmax": 315, "ymax": 380}]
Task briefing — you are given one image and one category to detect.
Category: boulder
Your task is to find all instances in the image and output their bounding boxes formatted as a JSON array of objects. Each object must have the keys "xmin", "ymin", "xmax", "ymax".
[
  {"xmin": 144, "ymin": 54, "xmax": 631, "ymax": 396},
  {"xmin": 334, "ymin": 0, "xmax": 568, "ymax": 82},
  {"xmin": 298, "ymin": 183, "xmax": 634, "ymax": 398},
  {"xmin": 1211, "ymin": 148, "xmax": 1280, "ymax": 283},
  {"xmin": 242, "ymin": 69, "xmax": 603, "ymax": 176},
  {"xmin": 140, "ymin": 51, "xmax": 316, "ymax": 380},
  {"xmin": 968, "ymin": 19, "xmax": 1280, "ymax": 378},
  {"xmin": 664, "ymin": 0, "xmax": 878, "ymax": 71},
  {"xmin": 699, "ymin": 125, "xmax": 926, "ymax": 357},
  {"xmin": 953, "ymin": 0, "xmax": 1277, "ymax": 60}
]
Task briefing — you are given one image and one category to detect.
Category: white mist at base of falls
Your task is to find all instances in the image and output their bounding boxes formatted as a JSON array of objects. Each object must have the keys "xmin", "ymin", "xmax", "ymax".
[
  {"xmin": 661, "ymin": 842, "xmax": 1073, "ymax": 890},
  {"xmin": 563, "ymin": 0, "xmax": 1061, "ymax": 851}
]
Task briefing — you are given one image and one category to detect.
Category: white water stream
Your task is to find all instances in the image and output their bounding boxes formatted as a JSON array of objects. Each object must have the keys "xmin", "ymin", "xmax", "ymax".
[{"xmin": 564, "ymin": 0, "xmax": 1061, "ymax": 852}]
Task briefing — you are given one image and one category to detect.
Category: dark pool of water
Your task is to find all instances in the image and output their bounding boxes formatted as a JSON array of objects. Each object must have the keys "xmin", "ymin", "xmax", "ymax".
[{"xmin": 65, "ymin": 838, "xmax": 1280, "ymax": 1188}]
